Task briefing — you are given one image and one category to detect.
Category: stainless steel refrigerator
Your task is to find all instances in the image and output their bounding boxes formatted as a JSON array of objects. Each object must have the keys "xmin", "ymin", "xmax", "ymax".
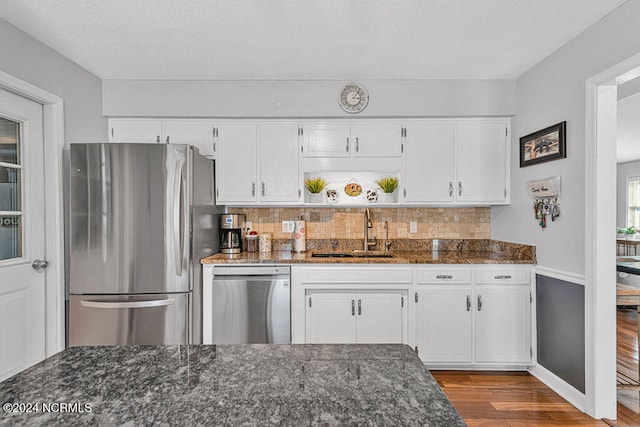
[{"xmin": 66, "ymin": 143, "xmax": 221, "ymax": 346}]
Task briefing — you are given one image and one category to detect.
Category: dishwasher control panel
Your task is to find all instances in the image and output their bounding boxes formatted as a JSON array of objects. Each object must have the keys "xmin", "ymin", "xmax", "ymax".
[{"xmin": 212, "ymin": 266, "xmax": 290, "ymax": 276}]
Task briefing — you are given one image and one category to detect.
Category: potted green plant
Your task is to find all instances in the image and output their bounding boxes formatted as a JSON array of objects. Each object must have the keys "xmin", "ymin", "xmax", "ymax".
[
  {"xmin": 304, "ymin": 177, "xmax": 327, "ymax": 203},
  {"xmin": 375, "ymin": 176, "xmax": 399, "ymax": 203},
  {"xmin": 617, "ymin": 226, "xmax": 638, "ymax": 239}
]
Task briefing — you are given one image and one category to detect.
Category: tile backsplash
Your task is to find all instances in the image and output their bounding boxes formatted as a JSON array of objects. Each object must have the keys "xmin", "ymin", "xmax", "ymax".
[{"xmin": 230, "ymin": 207, "xmax": 490, "ymax": 240}]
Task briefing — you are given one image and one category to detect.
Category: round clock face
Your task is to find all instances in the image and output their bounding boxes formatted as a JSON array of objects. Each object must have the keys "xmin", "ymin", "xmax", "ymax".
[{"xmin": 340, "ymin": 83, "xmax": 369, "ymax": 114}]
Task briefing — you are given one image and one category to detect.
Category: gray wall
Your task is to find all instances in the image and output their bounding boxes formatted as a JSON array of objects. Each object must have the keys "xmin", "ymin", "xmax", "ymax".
[
  {"xmin": 102, "ymin": 79, "xmax": 516, "ymax": 118},
  {"xmin": 491, "ymin": 1, "xmax": 640, "ymax": 275},
  {"xmin": 536, "ymin": 275, "xmax": 585, "ymax": 393},
  {"xmin": 617, "ymin": 160, "xmax": 640, "ymax": 228},
  {"xmin": 0, "ymin": 19, "xmax": 106, "ymax": 143}
]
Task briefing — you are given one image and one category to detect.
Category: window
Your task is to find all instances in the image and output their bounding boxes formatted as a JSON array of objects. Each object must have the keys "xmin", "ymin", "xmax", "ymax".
[
  {"xmin": 628, "ymin": 176, "xmax": 640, "ymax": 230},
  {"xmin": 0, "ymin": 116, "xmax": 22, "ymax": 261}
]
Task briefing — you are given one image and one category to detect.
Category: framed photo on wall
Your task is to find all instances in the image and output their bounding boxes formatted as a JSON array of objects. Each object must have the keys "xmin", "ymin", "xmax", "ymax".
[{"xmin": 520, "ymin": 121, "xmax": 566, "ymax": 167}]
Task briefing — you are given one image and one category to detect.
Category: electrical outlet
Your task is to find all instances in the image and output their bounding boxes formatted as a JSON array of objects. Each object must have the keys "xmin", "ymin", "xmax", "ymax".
[
  {"xmin": 409, "ymin": 221, "xmax": 418, "ymax": 234},
  {"xmin": 245, "ymin": 221, "xmax": 252, "ymax": 231},
  {"xmin": 282, "ymin": 221, "xmax": 295, "ymax": 233}
]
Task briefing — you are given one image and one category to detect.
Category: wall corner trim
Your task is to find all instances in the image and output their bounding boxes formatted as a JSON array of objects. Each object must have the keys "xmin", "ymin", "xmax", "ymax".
[
  {"xmin": 530, "ymin": 364, "xmax": 586, "ymax": 413},
  {"xmin": 535, "ymin": 266, "xmax": 586, "ymax": 286}
]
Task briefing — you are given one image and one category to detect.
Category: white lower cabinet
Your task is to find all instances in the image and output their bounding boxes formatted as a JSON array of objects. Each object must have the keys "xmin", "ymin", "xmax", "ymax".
[
  {"xmin": 475, "ymin": 286, "xmax": 531, "ymax": 364},
  {"xmin": 305, "ymin": 290, "xmax": 406, "ymax": 344},
  {"xmin": 415, "ymin": 287, "xmax": 473, "ymax": 363},
  {"xmin": 414, "ymin": 267, "xmax": 532, "ymax": 367}
]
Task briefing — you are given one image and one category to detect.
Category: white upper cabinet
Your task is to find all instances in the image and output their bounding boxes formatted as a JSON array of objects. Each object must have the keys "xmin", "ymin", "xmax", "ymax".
[
  {"xmin": 214, "ymin": 122, "xmax": 258, "ymax": 203},
  {"xmin": 258, "ymin": 122, "xmax": 300, "ymax": 203},
  {"xmin": 300, "ymin": 123, "xmax": 351, "ymax": 157},
  {"xmin": 403, "ymin": 121, "xmax": 455, "ymax": 203},
  {"xmin": 109, "ymin": 119, "xmax": 162, "ymax": 143},
  {"xmin": 456, "ymin": 120, "xmax": 509, "ymax": 203},
  {"xmin": 401, "ymin": 119, "xmax": 509, "ymax": 205},
  {"xmin": 350, "ymin": 122, "xmax": 403, "ymax": 158},
  {"xmin": 163, "ymin": 121, "xmax": 215, "ymax": 156}
]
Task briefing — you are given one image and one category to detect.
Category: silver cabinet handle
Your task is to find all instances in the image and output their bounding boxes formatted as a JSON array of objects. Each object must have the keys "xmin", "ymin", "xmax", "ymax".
[
  {"xmin": 32, "ymin": 259, "xmax": 49, "ymax": 271},
  {"xmin": 166, "ymin": 136, "xmax": 170, "ymax": 144},
  {"xmin": 346, "ymin": 138, "xmax": 350, "ymax": 152},
  {"xmin": 358, "ymin": 299, "xmax": 362, "ymax": 315},
  {"xmin": 415, "ymin": 292, "xmax": 418, "ymax": 303},
  {"xmin": 352, "ymin": 299, "xmax": 355, "ymax": 316},
  {"xmin": 261, "ymin": 182, "xmax": 266, "ymax": 197},
  {"xmin": 458, "ymin": 181, "xmax": 462, "ymax": 196},
  {"xmin": 494, "ymin": 275, "xmax": 512, "ymax": 279},
  {"xmin": 466, "ymin": 295, "xmax": 471, "ymax": 311},
  {"xmin": 251, "ymin": 182, "xmax": 256, "ymax": 196},
  {"xmin": 436, "ymin": 275, "xmax": 453, "ymax": 279},
  {"xmin": 355, "ymin": 137, "xmax": 359, "ymax": 152},
  {"xmin": 156, "ymin": 135, "xmax": 160, "ymax": 143},
  {"xmin": 403, "ymin": 188, "xmax": 407, "ymax": 198},
  {"xmin": 449, "ymin": 182, "xmax": 453, "ymax": 197},
  {"xmin": 478, "ymin": 295, "xmax": 482, "ymax": 311},
  {"xmin": 81, "ymin": 299, "xmax": 175, "ymax": 309}
]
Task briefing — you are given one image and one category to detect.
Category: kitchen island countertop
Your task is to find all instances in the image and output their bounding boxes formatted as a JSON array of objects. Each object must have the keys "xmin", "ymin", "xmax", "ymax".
[{"xmin": 0, "ymin": 344, "xmax": 465, "ymax": 426}]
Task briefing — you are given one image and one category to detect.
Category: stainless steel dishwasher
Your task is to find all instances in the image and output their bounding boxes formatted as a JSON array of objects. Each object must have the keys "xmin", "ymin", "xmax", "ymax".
[{"xmin": 203, "ymin": 266, "xmax": 290, "ymax": 344}]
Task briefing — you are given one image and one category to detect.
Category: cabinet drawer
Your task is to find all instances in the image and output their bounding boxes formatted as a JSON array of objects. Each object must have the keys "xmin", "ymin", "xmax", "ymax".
[
  {"xmin": 300, "ymin": 267, "xmax": 413, "ymax": 284},
  {"xmin": 474, "ymin": 269, "xmax": 530, "ymax": 285},
  {"xmin": 416, "ymin": 269, "xmax": 471, "ymax": 284}
]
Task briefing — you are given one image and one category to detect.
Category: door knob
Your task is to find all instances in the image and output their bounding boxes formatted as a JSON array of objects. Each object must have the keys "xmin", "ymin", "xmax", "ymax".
[{"xmin": 32, "ymin": 259, "xmax": 49, "ymax": 272}]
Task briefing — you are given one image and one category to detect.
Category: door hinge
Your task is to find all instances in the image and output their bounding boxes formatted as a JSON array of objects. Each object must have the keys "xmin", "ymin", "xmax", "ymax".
[
  {"xmin": 401, "ymin": 296, "xmax": 404, "ymax": 307},
  {"xmin": 309, "ymin": 297, "xmax": 312, "ymax": 308},
  {"xmin": 414, "ymin": 292, "xmax": 418, "ymax": 303}
]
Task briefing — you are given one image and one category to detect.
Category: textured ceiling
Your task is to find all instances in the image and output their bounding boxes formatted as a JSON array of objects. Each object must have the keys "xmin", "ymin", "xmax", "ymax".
[
  {"xmin": 618, "ymin": 89, "xmax": 640, "ymax": 164},
  {"xmin": 0, "ymin": 0, "xmax": 628, "ymax": 80}
]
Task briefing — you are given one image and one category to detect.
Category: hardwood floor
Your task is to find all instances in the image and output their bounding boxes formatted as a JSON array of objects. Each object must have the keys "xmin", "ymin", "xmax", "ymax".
[{"xmin": 430, "ymin": 309, "xmax": 640, "ymax": 426}]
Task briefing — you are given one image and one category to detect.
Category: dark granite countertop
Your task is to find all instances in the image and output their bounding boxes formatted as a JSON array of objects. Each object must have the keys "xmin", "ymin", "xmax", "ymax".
[
  {"xmin": 617, "ymin": 256, "xmax": 640, "ymax": 275},
  {"xmin": 0, "ymin": 344, "xmax": 465, "ymax": 426},
  {"xmin": 202, "ymin": 239, "xmax": 536, "ymax": 265}
]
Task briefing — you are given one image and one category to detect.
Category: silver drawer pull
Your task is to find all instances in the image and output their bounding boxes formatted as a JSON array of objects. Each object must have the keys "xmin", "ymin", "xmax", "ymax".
[
  {"xmin": 494, "ymin": 275, "xmax": 512, "ymax": 279},
  {"xmin": 466, "ymin": 295, "xmax": 471, "ymax": 311},
  {"xmin": 436, "ymin": 275, "xmax": 453, "ymax": 279},
  {"xmin": 80, "ymin": 299, "xmax": 175, "ymax": 309}
]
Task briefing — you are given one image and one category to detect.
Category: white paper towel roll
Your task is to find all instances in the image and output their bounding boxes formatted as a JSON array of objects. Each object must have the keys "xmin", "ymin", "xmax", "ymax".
[{"xmin": 293, "ymin": 220, "xmax": 306, "ymax": 252}]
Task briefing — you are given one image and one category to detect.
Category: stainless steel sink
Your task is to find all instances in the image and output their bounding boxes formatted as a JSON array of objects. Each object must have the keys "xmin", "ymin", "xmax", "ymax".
[{"xmin": 311, "ymin": 251, "xmax": 395, "ymax": 259}]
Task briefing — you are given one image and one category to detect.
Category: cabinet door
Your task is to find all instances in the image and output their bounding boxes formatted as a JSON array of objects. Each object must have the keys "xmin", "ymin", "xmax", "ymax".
[
  {"xmin": 356, "ymin": 291, "xmax": 405, "ymax": 344},
  {"xmin": 415, "ymin": 288, "xmax": 473, "ymax": 363},
  {"xmin": 305, "ymin": 291, "xmax": 357, "ymax": 343},
  {"xmin": 258, "ymin": 122, "xmax": 300, "ymax": 202},
  {"xmin": 164, "ymin": 121, "xmax": 215, "ymax": 156},
  {"xmin": 109, "ymin": 119, "xmax": 162, "ymax": 143},
  {"xmin": 403, "ymin": 121, "xmax": 455, "ymax": 203},
  {"xmin": 300, "ymin": 123, "xmax": 351, "ymax": 157},
  {"xmin": 456, "ymin": 120, "xmax": 508, "ymax": 203},
  {"xmin": 215, "ymin": 123, "xmax": 258, "ymax": 203},
  {"xmin": 475, "ymin": 286, "xmax": 531, "ymax": 364},
  {"xmin": 350, "ymin": 122, "xmax": 403, "ymax": 158}
]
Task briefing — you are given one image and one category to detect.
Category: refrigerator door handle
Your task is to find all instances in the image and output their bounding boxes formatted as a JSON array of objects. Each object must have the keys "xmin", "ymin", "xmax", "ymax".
[
  {"xmin": 80, "ymin": 299, "xmax": 176, "ymax": 309},
  {"xmin": 173, "ymin": 160, "xmax": 185, "ymax": 276}
]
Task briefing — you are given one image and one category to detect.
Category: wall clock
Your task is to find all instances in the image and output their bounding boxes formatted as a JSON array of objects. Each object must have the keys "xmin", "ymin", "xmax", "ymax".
[{"xmin": 339, "ymin": 83, "xmax": 369, "ymax": 114}]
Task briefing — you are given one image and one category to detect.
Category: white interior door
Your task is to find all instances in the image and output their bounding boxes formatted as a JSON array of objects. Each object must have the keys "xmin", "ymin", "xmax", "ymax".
[{"xmin": 0, "ymin": 88, "xmax": 46, "ymax": 381}]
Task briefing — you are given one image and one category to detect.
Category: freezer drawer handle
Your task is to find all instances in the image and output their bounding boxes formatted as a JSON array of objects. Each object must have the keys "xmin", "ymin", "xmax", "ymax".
[{"xmin": 80, "ymin": 299, "xmax": 176, "ymax": 309}]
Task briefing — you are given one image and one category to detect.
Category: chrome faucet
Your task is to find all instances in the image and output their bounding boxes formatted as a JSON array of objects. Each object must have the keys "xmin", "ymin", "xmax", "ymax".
[{"xmin": 363, "ymin": 208, "xmax": 377, "ymax": 251}]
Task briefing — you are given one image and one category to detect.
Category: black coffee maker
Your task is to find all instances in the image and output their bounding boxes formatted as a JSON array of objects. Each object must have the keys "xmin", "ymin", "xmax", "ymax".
[{"xmin": 220, "ymin": 214, "xmax": 245, "ymax": 254}]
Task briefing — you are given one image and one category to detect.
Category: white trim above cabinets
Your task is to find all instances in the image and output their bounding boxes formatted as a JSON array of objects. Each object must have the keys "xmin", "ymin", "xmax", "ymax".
[{"xmin": 107, "ymin": 117, "xmax": 511, "ymax": 207}]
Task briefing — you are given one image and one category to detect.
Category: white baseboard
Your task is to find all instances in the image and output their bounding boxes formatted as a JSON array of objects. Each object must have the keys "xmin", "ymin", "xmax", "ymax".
[{"xmin": 530, "ymin": 364, "xmax": 586, "ymax": 412}]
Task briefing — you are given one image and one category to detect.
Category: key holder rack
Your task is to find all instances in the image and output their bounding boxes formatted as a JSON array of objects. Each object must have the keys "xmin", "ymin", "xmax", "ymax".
[{"xmin": 526, "ymin": 176, "xmax": 561, "ymax": 229}]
